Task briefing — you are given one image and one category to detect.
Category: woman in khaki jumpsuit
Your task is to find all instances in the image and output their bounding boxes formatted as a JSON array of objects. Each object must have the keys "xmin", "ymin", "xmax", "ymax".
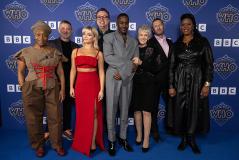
[{"xmin": 15, "ymin": 20, "xmax": 66, "ymax": 157}]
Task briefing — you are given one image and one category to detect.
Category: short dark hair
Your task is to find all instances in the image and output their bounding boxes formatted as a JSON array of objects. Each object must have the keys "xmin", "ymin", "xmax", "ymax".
[
  {"xmin": 117, "ymin": 13, "xmax": 129, "ymax": 21},
  {"xmin": 152, "ymin": 18, "xmax": 164, "ymax": 25},
  {"xmin": 96, "ymin": 8, "xmax": 110, "ymax": 18},
  {"xmin": 180, "ymin": 13, "xmax": 201, "ymax": 37},
  {"xmin": 60, "ymin": 20, "xmax": 72, "ymax": 27}
]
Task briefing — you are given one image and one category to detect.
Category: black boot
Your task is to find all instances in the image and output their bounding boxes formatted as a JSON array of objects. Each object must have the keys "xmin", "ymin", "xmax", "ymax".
[
  {"xmin": 118, "ymin": 138, "xmax": 133, "ymax": 152},
  {"xmin": 177, "ymin": 135, "xmax": 187, "ymax": 151},
  {"xmin": 108, "ymin": 141, "xmax": 116, "ymax": 156},
  {"xmin": 187, "ymin": 135, "xmax": 201, "ymax": 154}
]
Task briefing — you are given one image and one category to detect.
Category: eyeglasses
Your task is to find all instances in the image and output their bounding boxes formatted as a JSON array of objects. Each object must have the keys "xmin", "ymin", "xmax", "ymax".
[{"xmin": 96, "ymin": 16, "xmax": 109, "ymax": 20}]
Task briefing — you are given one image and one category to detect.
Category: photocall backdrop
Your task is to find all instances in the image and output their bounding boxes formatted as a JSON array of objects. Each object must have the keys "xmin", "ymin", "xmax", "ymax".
[{"xmin": 0, "ymin": 0, "xmax": 238, "ymax": 133}]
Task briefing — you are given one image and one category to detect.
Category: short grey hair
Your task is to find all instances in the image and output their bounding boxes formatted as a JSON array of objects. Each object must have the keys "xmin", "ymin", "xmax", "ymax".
[{"xmin": 137, "ymin": 25, "xmax": 151, "ymax": 38}]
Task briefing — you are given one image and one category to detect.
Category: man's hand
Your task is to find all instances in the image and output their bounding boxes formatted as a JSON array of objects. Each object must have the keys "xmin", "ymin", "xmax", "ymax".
[
  {"xmin": 169, "ymin": 88, "xmax": 176, "ymax": 97},
  {"xmin": 200, "ymin": 86, "xmax": 209, "ymax": 97}
]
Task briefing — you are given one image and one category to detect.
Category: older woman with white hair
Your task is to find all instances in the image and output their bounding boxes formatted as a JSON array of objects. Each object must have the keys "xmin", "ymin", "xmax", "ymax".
[
  {"xmin": 15, "ymin": 20, "xmax": 66, "ymax": 157},
  {"xmin": 131, "ymin": 25, "xmax": 155, "ymax": 152}
]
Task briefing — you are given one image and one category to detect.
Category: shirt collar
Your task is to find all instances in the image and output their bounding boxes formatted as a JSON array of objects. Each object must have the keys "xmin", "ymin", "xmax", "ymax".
[{"xmin": 155, "ymin": 35, "xmax": 166, "ymax": 41}]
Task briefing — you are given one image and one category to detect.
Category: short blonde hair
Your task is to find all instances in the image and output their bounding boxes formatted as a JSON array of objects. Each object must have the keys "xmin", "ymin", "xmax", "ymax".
[
  {"xmin": 82, "ymin": 26, "xmax": 99, "ymax": 49},
  {"xmin": 137, "ymin": 25, "xmax": 151, "ymax": 39}
]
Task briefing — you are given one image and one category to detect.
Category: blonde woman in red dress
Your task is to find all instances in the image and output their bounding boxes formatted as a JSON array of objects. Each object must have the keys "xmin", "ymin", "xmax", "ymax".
[{"xmin": 70, "ymin": 26, "xmax": 105, "ymax": 156}]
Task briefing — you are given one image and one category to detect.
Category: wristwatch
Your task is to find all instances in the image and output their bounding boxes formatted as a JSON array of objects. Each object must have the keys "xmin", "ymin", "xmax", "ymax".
[{"xmin": 204, "ymin": 81, "xmax": 211, "ymax": 87}]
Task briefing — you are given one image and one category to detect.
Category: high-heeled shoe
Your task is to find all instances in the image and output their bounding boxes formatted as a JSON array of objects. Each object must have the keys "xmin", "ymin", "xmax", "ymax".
[
  {"xmin": 187, "ymin": 135, "xmax": 201, "ymax": 154},
  {"xmin": 90, "ymin": 148, "xmax": 96, "ymax": 154},
  {"xmin": 142, "ymin": 147, "xmax": 150, "ymax": 153},
  {"xmin": 135, "ymin": 140, "xmax": 142, "ymax": 145},
  {"xmin": 177, "ymin": 135, "xmax": 187, "ymax": 151}
]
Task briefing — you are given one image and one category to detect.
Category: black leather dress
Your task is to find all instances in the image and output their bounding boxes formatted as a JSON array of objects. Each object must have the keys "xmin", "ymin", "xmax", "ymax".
[{"xmin": 169, "ymin": 36, "xmax": 214, "ymax": 135}]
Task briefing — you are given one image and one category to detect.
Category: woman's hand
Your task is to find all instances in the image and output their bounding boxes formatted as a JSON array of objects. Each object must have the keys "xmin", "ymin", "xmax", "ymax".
[
  {"xmin": 59, "ymin": 89, "xmax": 65, "ymax": 102},
  {"xmin": 70, "ymin": 88, "xmax": 75, "ymax": 98},
  {"xmin": 132, "ymin": 57, "xmax": 142, "ymax": 65},
  {"xmin": 169, "ymin": 88, "xmax": 176, "ymax": 97},
  {"xmin": 200, "ymin": 86, "xmax": 209, "ymax": 97},
  {"xmin": 98, "ymin": 91, "xmax": 104, "ymax": 102}
]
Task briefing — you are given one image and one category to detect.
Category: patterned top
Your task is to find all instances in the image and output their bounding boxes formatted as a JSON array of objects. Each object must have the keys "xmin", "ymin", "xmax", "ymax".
[{"xmin": 15, "ymin": 46, "xmax": 62, "ymax": 89}]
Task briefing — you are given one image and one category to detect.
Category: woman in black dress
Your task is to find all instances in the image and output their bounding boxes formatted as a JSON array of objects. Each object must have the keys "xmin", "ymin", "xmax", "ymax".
[
  {"xmin": 132, "ymin": 25, "xmax": 156, "ymax": 152},
  {"xmin": 169, "ymin": 13, "xmax": 214, "ymax": 154}
]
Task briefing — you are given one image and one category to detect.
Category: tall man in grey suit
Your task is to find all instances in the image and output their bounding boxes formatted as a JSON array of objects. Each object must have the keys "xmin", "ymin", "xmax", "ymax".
[
  {"xmin": 47, "ymin": 20, "xmax": 79, "ymax": 141},
  {"xmin": 103, "ymin": 13, "xmax": 140, "ymax": 156}
]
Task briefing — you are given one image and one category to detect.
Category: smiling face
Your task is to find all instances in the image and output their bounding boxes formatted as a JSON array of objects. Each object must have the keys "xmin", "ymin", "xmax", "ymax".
[
  {"xmin": 82, "ymin": 28, "xmax": 95, "ymax": 45},
  {"xmin": 58, "ymin": 22, "xmax": 72, "ymax": 41},
  {"xmin": 34, "ymin": 29, "xmax": 48, "ymax": 47},
  {"xmin": 180, "ymin": 18, "xmax": 194, "ymax": 36},
  {"xmin": 152, "ymin": 20, "xmax": 164, "ymax": 36},
  {"xmin": 117, "ymin": 16, "xmax": 129, "ymax": 35},
  {"xmin": 138, "ymin": 30, "xmax": 149, "ymax": 46},
  {"xmin": 96, "ymin": 10, "xmax": 110, "ymax": 32}
]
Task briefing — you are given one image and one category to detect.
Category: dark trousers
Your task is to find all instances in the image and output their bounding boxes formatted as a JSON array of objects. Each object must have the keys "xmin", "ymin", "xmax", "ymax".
[
  {"xmin": 151, "ymin": 84, "xmax": 169, "ymax": 134},
  {"xmin": 62, "ymin": 95, "xmax": 73, "ymax": 131}
]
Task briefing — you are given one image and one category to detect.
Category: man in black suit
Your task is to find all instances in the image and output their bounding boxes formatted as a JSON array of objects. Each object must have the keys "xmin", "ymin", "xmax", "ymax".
[
  {"xmin": 46, "ymin": 20, "xmax": 79, "ymax": 141},
  {"xmin": 147, "ymin": 18, "xmax": 173, "ymax": 142}
]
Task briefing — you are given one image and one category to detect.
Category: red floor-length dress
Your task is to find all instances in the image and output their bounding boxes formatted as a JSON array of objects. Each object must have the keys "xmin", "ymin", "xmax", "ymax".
[{"xmin": 72, "ymin": 52, "xmax": 104, "ymax": 156}]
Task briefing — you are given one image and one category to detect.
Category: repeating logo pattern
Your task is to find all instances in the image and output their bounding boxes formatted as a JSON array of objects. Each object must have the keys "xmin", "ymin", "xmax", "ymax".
[
  {"xmin": 146, "ymin": 3, "xmax": 171, "ymax": 23},
  {"xmin": 214, "ymin": 55, "xmax": 238, "ymax": 80},
  {"xmin": 157, "ymin": 104, "xmax": 166, "ymax": 121},
  {"xmin": 111, "ymin": 0, "xmax": 136, "ymax": 12},
  {"xmin": 2, "ymin": 1, "xmax": 29, "ymax": 28},
  {"xmin": 183, "ymin": 0, "xmax": 208, "ymax": 14},
  {"xmin": 40, "ymin": 0, "xmax": 64, "ymax": 12},
  {"xmin": 216, "ymin": 4, "xmax": 239, "ymax": 31},
  {"xmin": 9, "ymin": 100, "xmax": 25, "ymax": 124},
  {"xmin": 210, "ymin": 103, "xmax": 234, "ymax": 126},
  {"xmin": 74, "ymin": 2, "xmax": 98, "ymax": 26},
  {"xmin": 5, "ymin": 55, "xmax": 18, "ymax": 75}
]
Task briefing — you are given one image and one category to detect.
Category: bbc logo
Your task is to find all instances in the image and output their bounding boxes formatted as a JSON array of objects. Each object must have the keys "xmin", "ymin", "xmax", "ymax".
[
  {"xmin": 211, "ymin": 87, "xmax": 236, "ymax": 95},
  {"xmin": 110, "ymin": 22, "xmax": 137, "ymax": 31},
  {"xmin": 44, "ymin": 21, "xmax": 61, "ymax": 30},
  {"xmin": 4, "ymin": 35, "xmax": 31, "ymax": 44},
  {"xmin": 75, "ymin": 37, "xmax": 82, "ymax": 45},
  {"xmin": 198, "ymin": 24, "xmax": 206, "ymax": 32},
  {"xmin": 116, "ymin": 118, "xmax": 134, "ymax": 125},
  {"xmin": 7, "ymin": 84, "xmax": 21, "ymax": 92},
  {"xmin": 214, "ymin": 39, "xmax": 239, "ymax": 47}
]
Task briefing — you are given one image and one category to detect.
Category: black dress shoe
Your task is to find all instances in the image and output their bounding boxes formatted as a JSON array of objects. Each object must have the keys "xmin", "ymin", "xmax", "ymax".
[
  {"xmin": 142, "ymin": 147, "xmax": 150, "ymax": 153},
  {"xmin": 108, "ymin": 141, "xmax": 116, "ymax": 156},
  {"xmin": 177, "ymin": 136, "xmax": 187, "ymax": 151},
  {"xmin": 152, "ymin": 132, "xmax": 162, "ymax": 143},
  {"xmin": 118, "ymin": 138, "xmax": 133, "ymax": 152}
]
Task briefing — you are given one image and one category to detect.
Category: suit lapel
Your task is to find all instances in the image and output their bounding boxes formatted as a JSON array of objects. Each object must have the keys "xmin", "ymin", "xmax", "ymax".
[
  {"xmin": 166, "ymin": 39, "xmax": 172, "ymax": 57},
  {"xmin": 153, "ymin": 36, "xmax": 168, "ymax": 59}
]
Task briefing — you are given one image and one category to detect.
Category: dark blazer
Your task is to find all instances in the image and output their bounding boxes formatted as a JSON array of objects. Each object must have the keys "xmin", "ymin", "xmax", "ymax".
[
  {"xmin": 147, "ymin": 36, "xmax": 173, "ymax": 88},
  {"xmin": 48, "ymin": 38, "xmax": 80, "ymax": 89},
  {"xmin": 48, "ymin": 38, "xmax": 80, "ymax": 54}
]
